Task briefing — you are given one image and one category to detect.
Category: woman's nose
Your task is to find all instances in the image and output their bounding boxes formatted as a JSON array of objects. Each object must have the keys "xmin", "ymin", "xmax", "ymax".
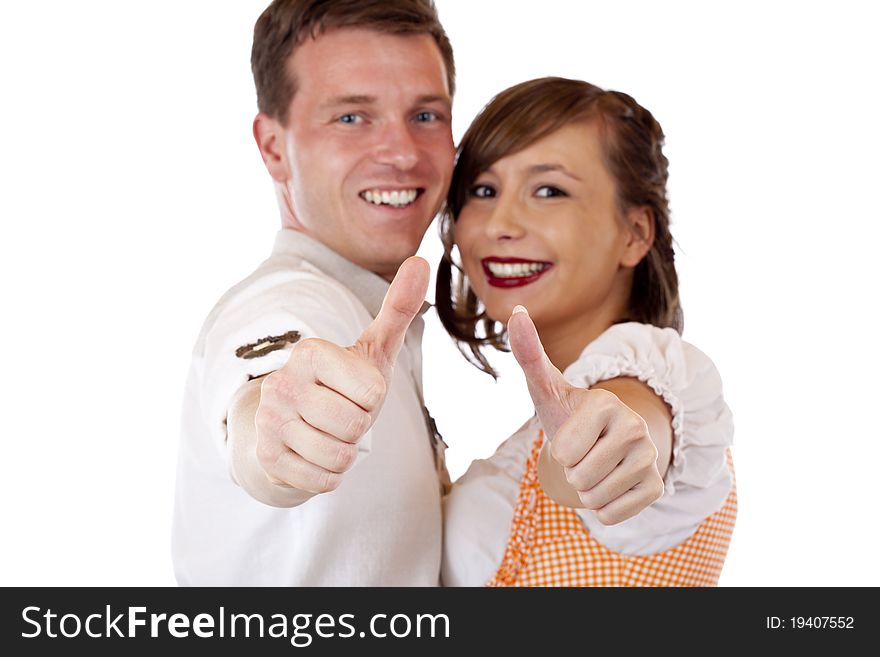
[{"xmin": 484, "ymin": 197, "xmax": 526, "ymax": 241}]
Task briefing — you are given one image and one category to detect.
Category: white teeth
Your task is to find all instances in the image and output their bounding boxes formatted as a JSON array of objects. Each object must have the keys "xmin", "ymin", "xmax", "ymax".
[
  {"xmin": 361, "ymin": 188, "xmax": 418, "ymax": 208},
  {"xmin": 486, "ymin": 261, "xmax": 549, "ymax": 278}
]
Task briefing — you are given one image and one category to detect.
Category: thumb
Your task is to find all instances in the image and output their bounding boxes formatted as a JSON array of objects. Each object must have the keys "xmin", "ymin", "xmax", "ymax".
[
  {"xmin": 508, "ymin": 305, "xmax": 572, "ymax": 438},
  {"xmin": 356, "ymin": 256, "xmax": 430, "ymax": 369}
]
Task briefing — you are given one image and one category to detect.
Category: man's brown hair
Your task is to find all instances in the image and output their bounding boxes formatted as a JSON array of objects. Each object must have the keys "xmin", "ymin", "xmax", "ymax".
[
  {"xmin": 251, "ymin": 0, "xmax": 455, "ymax": 124},
  {"xmin": 436, "ymin": 77, "xmax": 682, "ymax": 377}
]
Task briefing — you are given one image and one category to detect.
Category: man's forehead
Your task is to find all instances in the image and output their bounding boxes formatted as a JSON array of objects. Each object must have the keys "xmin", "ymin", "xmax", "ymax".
[{"xmin": 288, "ymin": 27, "xmax": 449, "ymax": 93}]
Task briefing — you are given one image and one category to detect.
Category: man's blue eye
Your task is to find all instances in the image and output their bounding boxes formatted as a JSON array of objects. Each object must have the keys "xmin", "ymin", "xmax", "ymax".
[
  {"xmin": 339, "ymin": 114, "xmax": 362, "ymax": 124},
  {"xmin": 416, "ymin": 111, "xmax": 438, "ymax": 122}
]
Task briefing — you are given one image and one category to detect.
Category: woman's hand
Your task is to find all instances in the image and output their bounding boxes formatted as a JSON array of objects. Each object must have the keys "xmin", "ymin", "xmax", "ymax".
[{"xmin": 508, "ymin": 306, "xmax": 670, "ymax": 525}]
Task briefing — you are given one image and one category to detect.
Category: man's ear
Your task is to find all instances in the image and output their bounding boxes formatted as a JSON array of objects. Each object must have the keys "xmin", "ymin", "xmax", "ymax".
[
  {"xmin": 253, "ymin": 112, "xmax": 289, "ymax": 183},
  {"xmin": 621, "ymin": 205, "xmax": 655, "ymax": 267}
]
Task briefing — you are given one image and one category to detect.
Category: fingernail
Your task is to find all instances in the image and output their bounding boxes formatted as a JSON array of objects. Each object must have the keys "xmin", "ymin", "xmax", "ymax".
[{"xmin": 512, "ymin": 305, "xmax": 528, "ymax": 315}]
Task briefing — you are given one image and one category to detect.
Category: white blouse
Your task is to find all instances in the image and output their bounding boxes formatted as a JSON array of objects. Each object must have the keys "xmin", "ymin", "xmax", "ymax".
[{"xmin": 442, "ymin": 322, "xmax": 735, "ymax": 587}]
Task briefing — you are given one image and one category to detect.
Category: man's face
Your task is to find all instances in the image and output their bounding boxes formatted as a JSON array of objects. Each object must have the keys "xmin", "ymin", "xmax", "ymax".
[{"xmin": 272, "ymin": 28, "xmax": 454, "ymax": 280}]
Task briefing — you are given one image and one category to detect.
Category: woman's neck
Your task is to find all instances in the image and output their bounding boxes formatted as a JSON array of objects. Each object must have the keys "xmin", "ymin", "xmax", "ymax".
[
  {"xmin": 539, "ymin": 282, "xmax": 631, "ymax": 372},
  {"xmin": 539, "ymin": 315, "xmax": 612, "ymax": 373}
]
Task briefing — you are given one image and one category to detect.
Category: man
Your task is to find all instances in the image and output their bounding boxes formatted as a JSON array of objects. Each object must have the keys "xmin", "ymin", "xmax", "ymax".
[
  {"xmin": 173, "ymin": 0, "xmax": 665, "ymax": 587},
  {"xmin": 172, "ymin": 0, "xmax": 456, "ymax": 585}
]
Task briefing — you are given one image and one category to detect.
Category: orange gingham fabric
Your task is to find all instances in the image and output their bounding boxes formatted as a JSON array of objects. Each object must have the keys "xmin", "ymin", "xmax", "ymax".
[{"xmin": 486, "ymin": 431, "xmax": 737, "ymax": 587}]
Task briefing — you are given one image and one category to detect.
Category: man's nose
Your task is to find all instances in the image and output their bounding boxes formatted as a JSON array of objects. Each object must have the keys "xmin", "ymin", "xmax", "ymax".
[{"xmin": 373, "ymin": 120, "xmax": 419, "ymax": 171}]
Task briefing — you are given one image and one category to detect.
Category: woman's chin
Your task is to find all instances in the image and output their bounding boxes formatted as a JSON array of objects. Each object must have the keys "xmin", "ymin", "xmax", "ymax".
[
  {"xmin": 485, "ymin": 298, "xmax": 540, "ymax": 327},
  {"xmin": 486, "ymin": 304, "xmax": 519, "ymax": 326}
]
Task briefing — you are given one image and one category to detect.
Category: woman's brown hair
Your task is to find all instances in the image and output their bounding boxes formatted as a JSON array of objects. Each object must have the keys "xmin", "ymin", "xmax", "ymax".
[{"xmin": 436, "ymin": 77, "xmax": 682, "ymax": 377}]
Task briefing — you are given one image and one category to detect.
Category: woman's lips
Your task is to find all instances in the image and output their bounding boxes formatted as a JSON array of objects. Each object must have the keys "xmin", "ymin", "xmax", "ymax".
[{"xmin": 481, "ymin": 257, "xmax": 553, "ymax": 288}]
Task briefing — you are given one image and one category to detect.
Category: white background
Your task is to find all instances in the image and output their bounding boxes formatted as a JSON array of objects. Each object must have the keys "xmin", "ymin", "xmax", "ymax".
[{"xmin": 1, "ymin": 1, "xmax": 878, "ymax": 586}]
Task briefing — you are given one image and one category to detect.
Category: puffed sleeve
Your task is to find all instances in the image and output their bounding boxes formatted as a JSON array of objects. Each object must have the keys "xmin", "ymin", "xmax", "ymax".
[{"xmin": 561, "ymin": 322, "xmax": 734, "ymax": 554}]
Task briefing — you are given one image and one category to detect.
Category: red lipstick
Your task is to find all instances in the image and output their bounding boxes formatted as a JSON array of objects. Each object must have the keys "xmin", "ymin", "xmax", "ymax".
[{"xmin": 481, "ymin": 257, "xmax": 553, "ymax": 289}]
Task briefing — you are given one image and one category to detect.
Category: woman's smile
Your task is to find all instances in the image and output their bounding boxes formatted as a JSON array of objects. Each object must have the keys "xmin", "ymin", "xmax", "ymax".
[{"xmin": 481, "ymin": 256, "xmax": 554, "ymax": 288}]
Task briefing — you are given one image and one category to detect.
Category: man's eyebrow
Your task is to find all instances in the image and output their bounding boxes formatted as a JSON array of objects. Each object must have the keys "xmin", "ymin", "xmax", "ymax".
[
  {"xmin": 525, "ymin": 163, "xmax": 583, "ymax": 181},
  {"xmin": 416, "ymin": 94, "xmax": 451, "ymax": 107},
  {"xmin": 320, "ymin": 94, "xmax": 451, "ymax": 110},
  {"xmin": 321, "ymin": 95, "xmax": 377, "ymax": 109}
]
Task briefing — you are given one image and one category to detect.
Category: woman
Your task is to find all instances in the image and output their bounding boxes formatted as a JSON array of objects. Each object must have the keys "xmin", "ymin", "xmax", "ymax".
[{"xmin": 438, "ymin": 77, "xmax": 735, "ymax": 586}]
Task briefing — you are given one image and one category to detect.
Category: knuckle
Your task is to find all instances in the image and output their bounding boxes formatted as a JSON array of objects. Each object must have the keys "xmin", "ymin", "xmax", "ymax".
[
  {"xmin": 282, "ymin": 380, "xmax": 307, "ymax": 407},
  {"xmin": 590, "ymin": 387, "xmax": 617, "ymax": 407},
  {"xmin": 617, "ymin": 417, "xmax": 647, "ymax": 446},
  {"xmin": 265, "ymin": 370, "xmax": 303, "ymax": 405},
  {"xmin": 320, "ymin": 470, "xmax": 343, "ymax": 493},
  {"xmin": 293, "ymin": 337, "xmax": 320, "ymax": 357},
  {"xmin": 564, "ymin": 466, "xmax": 588, "ymax": 492},
  {"xmin": 628, "ymin": 414, "xmax": 649, "ymax": 436},
  {"xmin": 253, "ymin": 404, "xmax": 270, "ymax": 431},
  {"xmin": 255, "ymin": 437, "xmax": 281, "ymax": 471},
  {"xmin": 578, "ymin": 489, "xmax": 600, "ymax": 510},
  {"xmin": 595, "ymin": 507, "xmax": 620, "ymax": 526},
  {"xmin": 636, "ymin": 441, "xmax": 659, "ymax": 471},
  {"xmin": 346, "ymin": 411, "xmax": 371, "ymax": 442},
  {"xmin": 549, "ymin": 440, "xmax": 575, "ymax": 468},
  {"xmin": 360, "ymin": 373, "xmax": 387, "ymax": 409},
  {"xmin": 254, "ymin": 403, "xmax": 279, "ymax": 430},
  {"xmin": 333, "ymin": 442, "xmax": 358, "ymax": 472},
  {"xmin": 290, "ymin": 337, "xmax": 326, "ymax": 373},
  {"xmin": 259, "ymin": 372, "xmax": 282, "ymax": 401},
  {"xmin": 651, "ymin": 476, "xmax": 665, "ymax": 501}
]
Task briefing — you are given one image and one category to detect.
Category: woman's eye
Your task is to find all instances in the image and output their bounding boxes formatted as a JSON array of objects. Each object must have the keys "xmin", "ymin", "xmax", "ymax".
[
  {"xmin": 469, "ymin": 184, "xmax": 496, "ymax": 199},
  {"xmin": 338, "ymin": 114, "xmax": 363, "ymax": 124},
  {"xmin": 535, "ymin": 185, "xmax": 566, "ymax": 198}
]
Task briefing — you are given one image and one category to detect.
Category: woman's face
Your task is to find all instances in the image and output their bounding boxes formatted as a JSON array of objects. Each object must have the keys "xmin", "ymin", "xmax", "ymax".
[{"xmin": 455, "ymin": 120, "xmax": 642, "ymax": 339}]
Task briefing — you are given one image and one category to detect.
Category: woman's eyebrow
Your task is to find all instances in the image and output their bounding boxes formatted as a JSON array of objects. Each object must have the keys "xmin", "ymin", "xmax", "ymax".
[{"xmin": 525, "ymin": 163, "xmax": 583, "ymax": 181}]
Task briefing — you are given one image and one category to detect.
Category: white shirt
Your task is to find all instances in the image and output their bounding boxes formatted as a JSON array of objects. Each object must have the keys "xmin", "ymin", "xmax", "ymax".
[
  {"xmin": 442, "ymin": 323, "xmax": 734, "ymax": 587},
  {"xmin": 173, "ymin": 229, "xmax": 445, "ymax": 586}
]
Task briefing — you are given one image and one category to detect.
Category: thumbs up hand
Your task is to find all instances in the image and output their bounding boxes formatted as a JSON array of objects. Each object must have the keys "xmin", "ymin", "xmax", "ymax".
[
  {"xmin": 253, "ymin": 256, "xmax": 430, "ymax": 497},
  {"xmin": 508, "ymin": 305, "xmax": 666, "ymax": 525}
]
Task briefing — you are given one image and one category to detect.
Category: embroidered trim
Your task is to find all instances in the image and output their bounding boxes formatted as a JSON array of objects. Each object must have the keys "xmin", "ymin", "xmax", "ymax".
[{"xmin": 235, "ymin": 331, "xmax": 301, "ymax": 360}]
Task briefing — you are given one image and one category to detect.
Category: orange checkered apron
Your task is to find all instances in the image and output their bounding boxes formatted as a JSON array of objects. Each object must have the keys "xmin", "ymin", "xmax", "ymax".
[{"xmin": 487, "ymin": 431, "xmax": 737, "ymax": 587}]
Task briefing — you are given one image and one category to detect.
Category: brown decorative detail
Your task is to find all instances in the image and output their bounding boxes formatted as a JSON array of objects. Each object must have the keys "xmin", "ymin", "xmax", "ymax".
[{"xmin": 235, "ymin": 330, "xmax": 301, "ymax": 360}]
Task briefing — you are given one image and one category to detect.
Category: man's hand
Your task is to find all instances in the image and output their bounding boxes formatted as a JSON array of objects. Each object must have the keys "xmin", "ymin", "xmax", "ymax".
[
  {"xmin": 507, "ymin": 305, "xmax": 666, "ymax": 525},
  {"xmin": 252, "ymin": 256, "xmax": 430, "ymax": 500}
]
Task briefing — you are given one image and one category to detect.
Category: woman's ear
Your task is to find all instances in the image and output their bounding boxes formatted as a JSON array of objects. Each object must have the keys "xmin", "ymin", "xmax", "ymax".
[
  {"xmin": 253, "ymin": 112, "xmax": 290, "ymax": 183},
  {"xmin": 621, "ymin": 206, "xmax": 655, "ymax": 267}
]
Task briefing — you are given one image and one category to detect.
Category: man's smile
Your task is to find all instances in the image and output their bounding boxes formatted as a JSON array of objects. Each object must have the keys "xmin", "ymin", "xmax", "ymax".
[{"xmin": 359, "ymin": 188, "xmax": 423, "ymax": 209}]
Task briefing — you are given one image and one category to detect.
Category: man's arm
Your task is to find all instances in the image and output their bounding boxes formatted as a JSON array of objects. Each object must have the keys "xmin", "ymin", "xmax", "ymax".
[{"xmin": 224, "ymin": 256, "xmax": 429, "ymax": 508}]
